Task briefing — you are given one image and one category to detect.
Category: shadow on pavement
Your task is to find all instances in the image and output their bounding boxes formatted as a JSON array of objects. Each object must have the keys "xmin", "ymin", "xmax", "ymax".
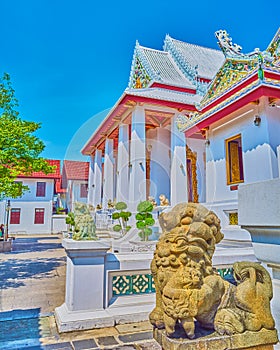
[
  {"xmin": 0, "ymin": 257, "xmax": 66, "ymax": 289},
  {"xmin": 0, "ymin": 308, "xmax": 43, "ymax": 349},
  {"xmin": 10, "ymin": 236, "xmax": 63, "ymax": 254}
]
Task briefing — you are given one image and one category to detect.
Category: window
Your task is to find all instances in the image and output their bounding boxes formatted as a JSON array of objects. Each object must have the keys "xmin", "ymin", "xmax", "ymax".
[
  {"xmin": 36, "ymin": 182, "xmax": 46, "ymax": 197},
  {"xmin": 229, "ymin": 212, "xmax": 238, "ymax": 225},
  {"xmin": 10, "ymin": 208, "xmax": 21, "ymax": 224},
  {"xmin": 225, "ymin": 134, "xmax": 244, "ymax": 185},
  {"xmin": 34, "ymin": 208, "xmax": 45, "ymax": 224},
  {"xmin": 80, "ymin": 183, "xmax": 88, "ymax": 198}
]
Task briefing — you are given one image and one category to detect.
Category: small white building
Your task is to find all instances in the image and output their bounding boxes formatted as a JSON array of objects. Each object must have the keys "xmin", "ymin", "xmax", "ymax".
[
  {"xmin": 61, "ymin": 160, "xmax": 89, "ymax": 213},
  {"xmin": 0, "ymin": 159, "xmax": 63, "ymax": 235}
]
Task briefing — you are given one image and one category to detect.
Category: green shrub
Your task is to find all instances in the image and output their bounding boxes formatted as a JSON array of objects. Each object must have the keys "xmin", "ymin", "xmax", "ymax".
[{"xmin": 136, "ymin": 200, "xmax": 155, "ymax": 241}]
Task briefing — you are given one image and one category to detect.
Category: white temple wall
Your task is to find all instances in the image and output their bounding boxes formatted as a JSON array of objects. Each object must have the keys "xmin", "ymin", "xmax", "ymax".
[
  {"xmin": 206, "ymin": 105, "xmax": 277, "ymax": 204},
  {"xmin": 187, "ymin": 138, "xmax": 206, "ymax": 203},
  {"xmin": 264, "ymin": 102, "xmax": 280, "ymax": 178},
  {"xmin": 265, "ymin": 101, "xmax": 280, "ymax": 155},
  {"xmin": 277, "ymin": 146, "xmax": 280, "ymax": 177},
  {"xmin": 203, "ymin": 104, "xmax": 279, "ymax": 240}
]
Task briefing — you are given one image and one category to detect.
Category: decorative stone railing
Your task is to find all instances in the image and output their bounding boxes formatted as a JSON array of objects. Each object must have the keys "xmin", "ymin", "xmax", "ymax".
[{"xmin": 55, "ymin": 237, "xmax": 255, "ymax": 333}]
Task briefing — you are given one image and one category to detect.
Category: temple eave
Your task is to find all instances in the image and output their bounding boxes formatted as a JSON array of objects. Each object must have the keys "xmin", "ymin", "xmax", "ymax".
[
  {"xmin": 81, "ymin": 92, "xmax": 198, "ymax": 155},
  {"xmin": 185, "ymin": 83, "xmax": 280, "ymax": 137}
]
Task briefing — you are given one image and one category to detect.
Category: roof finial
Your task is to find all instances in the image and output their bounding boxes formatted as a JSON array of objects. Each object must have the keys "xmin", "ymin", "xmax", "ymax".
[{"xmin": 215, "ymin": 29, "xmax": 243, "ymax": 58}]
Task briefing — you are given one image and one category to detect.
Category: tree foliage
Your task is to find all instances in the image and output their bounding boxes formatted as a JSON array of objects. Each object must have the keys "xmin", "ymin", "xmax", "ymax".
[{"xmin": 0, "ymin": 73, "xmax": 55, "ymax": 199}]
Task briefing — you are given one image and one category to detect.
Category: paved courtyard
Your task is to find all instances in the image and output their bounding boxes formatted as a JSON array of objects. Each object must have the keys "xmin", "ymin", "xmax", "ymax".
[
  {"xmin": 0, "ymin": 235, "xmax": 279, "ymax": 350},
  {"xmin": 0, "ymin": 235, "xmax": 159, "ymax": 350}
]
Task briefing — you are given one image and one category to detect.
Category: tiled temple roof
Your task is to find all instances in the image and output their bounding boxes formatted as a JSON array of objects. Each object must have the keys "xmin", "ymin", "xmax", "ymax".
[
  {"xmin": 128, "ymin": 42, "xmax": 195, "ymax": 89},
  {"xmin": 128, "ymin": 36, "xmax": 225, "ymax": 95},
  {"xmin": 126, "ymin": 87, "xmax": 203, "ymax": 105},
  {"xmin": 164, "ymin": 35, "xmax": 225, "ymax": 81},
  {"xmin": 176, "ymin": 29, "xmax": 280, "ymax": 134},
  {"xmin": 139, "ymin": 45, "xmax": 195, "ymax": 87}
]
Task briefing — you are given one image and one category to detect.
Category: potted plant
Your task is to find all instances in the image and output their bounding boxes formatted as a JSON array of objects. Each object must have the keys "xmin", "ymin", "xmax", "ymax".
[
  {"xmin": 136, "ymin": 200, "xmax": 155, "ymax": 241},
  {"xmin": 112, "ymin": 202, "xmax": 132, "ymax": 236}
]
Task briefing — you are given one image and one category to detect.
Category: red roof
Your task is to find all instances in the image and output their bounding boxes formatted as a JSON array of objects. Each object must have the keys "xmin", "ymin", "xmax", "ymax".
[
  {"xmin": 18, "ymin": 159, "xmax": 61, "ymax": 179},
  {"xmin": 62, "ymin": 160, "xmax": 89, "ymax": 181}
]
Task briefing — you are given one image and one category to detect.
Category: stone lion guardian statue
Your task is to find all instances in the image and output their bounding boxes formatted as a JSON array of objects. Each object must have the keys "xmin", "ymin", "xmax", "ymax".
[
  {"xmin": 72, "ymin": 202, "xmax": 97, "ymax": 240},
  {"xmin": 150, "ymin": 202, "xmax": 276, "ymax": 339}
]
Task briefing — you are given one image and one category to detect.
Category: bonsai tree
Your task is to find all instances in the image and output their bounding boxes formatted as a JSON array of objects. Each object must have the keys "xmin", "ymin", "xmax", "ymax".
[
  {"xmin": 65, "ymin": 212, "xmax": 78, "ymax": 233},
  {"xmin": 112, "ymin": 202, "xmax": 132, "ymax": 236},
  {"xmin": 136, "ymin": 200, "xmax": 155, "ymax": 241}
]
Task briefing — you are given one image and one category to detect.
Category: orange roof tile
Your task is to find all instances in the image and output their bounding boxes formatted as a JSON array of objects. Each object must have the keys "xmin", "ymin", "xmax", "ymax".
[
  {"xmin": 18, "ymin": 159, "xmax": 61, "ymax": 179},
  {"xmin": 62, "ymin": 160, "xmax": 89, "ymax": 181}
]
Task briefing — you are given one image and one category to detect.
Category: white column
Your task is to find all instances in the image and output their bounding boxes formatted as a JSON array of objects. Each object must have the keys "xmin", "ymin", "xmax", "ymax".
[
  {"xmin": 128, "ymin": 105, "xmax": 146, "ymax": 211},
  {"xmin": 116, "ymin": 124, "xmax": 129, "ymax": 203},
  {"xmin": 102, "ymin": 139, "xmax": 114, "ymax": 208},
  {"xmin": 93, "ymin": 150, "xmax": 102, "ymax": 207},
  {"xmin": 149, "ymin": 127, "xmax": 171, "ymax": 204},
  {"xmin": 170, "ymin": 115, "xmax": 188, "ymax": 206},
  {"xmin": 277, "ymin": 145, "xmax": 280, "ymax": 178},
  {"xmin": 87, "ymin": 155, "xmax": 94, "ymax": 205}
]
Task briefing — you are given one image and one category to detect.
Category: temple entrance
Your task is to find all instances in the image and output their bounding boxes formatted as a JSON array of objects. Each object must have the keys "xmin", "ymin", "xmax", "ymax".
[{"xmin": 186, "ymin": 145, "xmax": 199, "ymax": 203}]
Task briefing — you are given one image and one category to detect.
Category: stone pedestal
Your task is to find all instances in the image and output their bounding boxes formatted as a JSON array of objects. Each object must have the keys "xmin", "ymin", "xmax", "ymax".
[
  {"xmin": 55, "ymin": 239, "xmax": 112, "ymax": 332},
  {"xmin": 154, "ymin": 328, "xmax": 278, "ymax": 350},
  {"xmin": 0, "ymin": 240, "xmax": 12, "ymax": 252}
]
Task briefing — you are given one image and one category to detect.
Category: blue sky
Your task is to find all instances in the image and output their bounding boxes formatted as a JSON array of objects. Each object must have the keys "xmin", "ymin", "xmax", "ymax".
[{"xmin": 1, "ymin": 0, "xmax": 279, "ymax": 162}]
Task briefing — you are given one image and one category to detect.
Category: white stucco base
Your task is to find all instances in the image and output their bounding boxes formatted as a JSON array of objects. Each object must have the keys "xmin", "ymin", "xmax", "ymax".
[
  {"xmin": 55, "ymin": 294, "xmax": 156, "ymax": 332},
  {"xmin": 55, "ymin": 303, "xmax": 114, "ymax": 332}
]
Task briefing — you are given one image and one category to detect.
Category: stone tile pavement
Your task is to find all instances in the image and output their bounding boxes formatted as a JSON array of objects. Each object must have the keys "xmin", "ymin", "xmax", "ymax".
[
  {"xmin": 0, "ymin": 235, "xmax": 279, "ymax": 349},
  {"xmin": 0, "ymin": 235, "xmax": 160, "ymax": 350}
]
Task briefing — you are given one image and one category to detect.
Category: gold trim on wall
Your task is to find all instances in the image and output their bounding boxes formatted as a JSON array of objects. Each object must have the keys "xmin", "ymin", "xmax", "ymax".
[
  {"xmin": 186, "ymin": 145, "xmax": 199, "ymax": 203},
  {"xmin": 225, "ymin": 134, "xmax": 244, "ymax": 185}
]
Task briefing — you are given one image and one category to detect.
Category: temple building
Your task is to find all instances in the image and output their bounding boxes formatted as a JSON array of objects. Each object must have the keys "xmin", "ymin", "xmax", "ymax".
[{"xmin": 82, "ymin": 29, "xmax": 280, "ymax": 238}]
